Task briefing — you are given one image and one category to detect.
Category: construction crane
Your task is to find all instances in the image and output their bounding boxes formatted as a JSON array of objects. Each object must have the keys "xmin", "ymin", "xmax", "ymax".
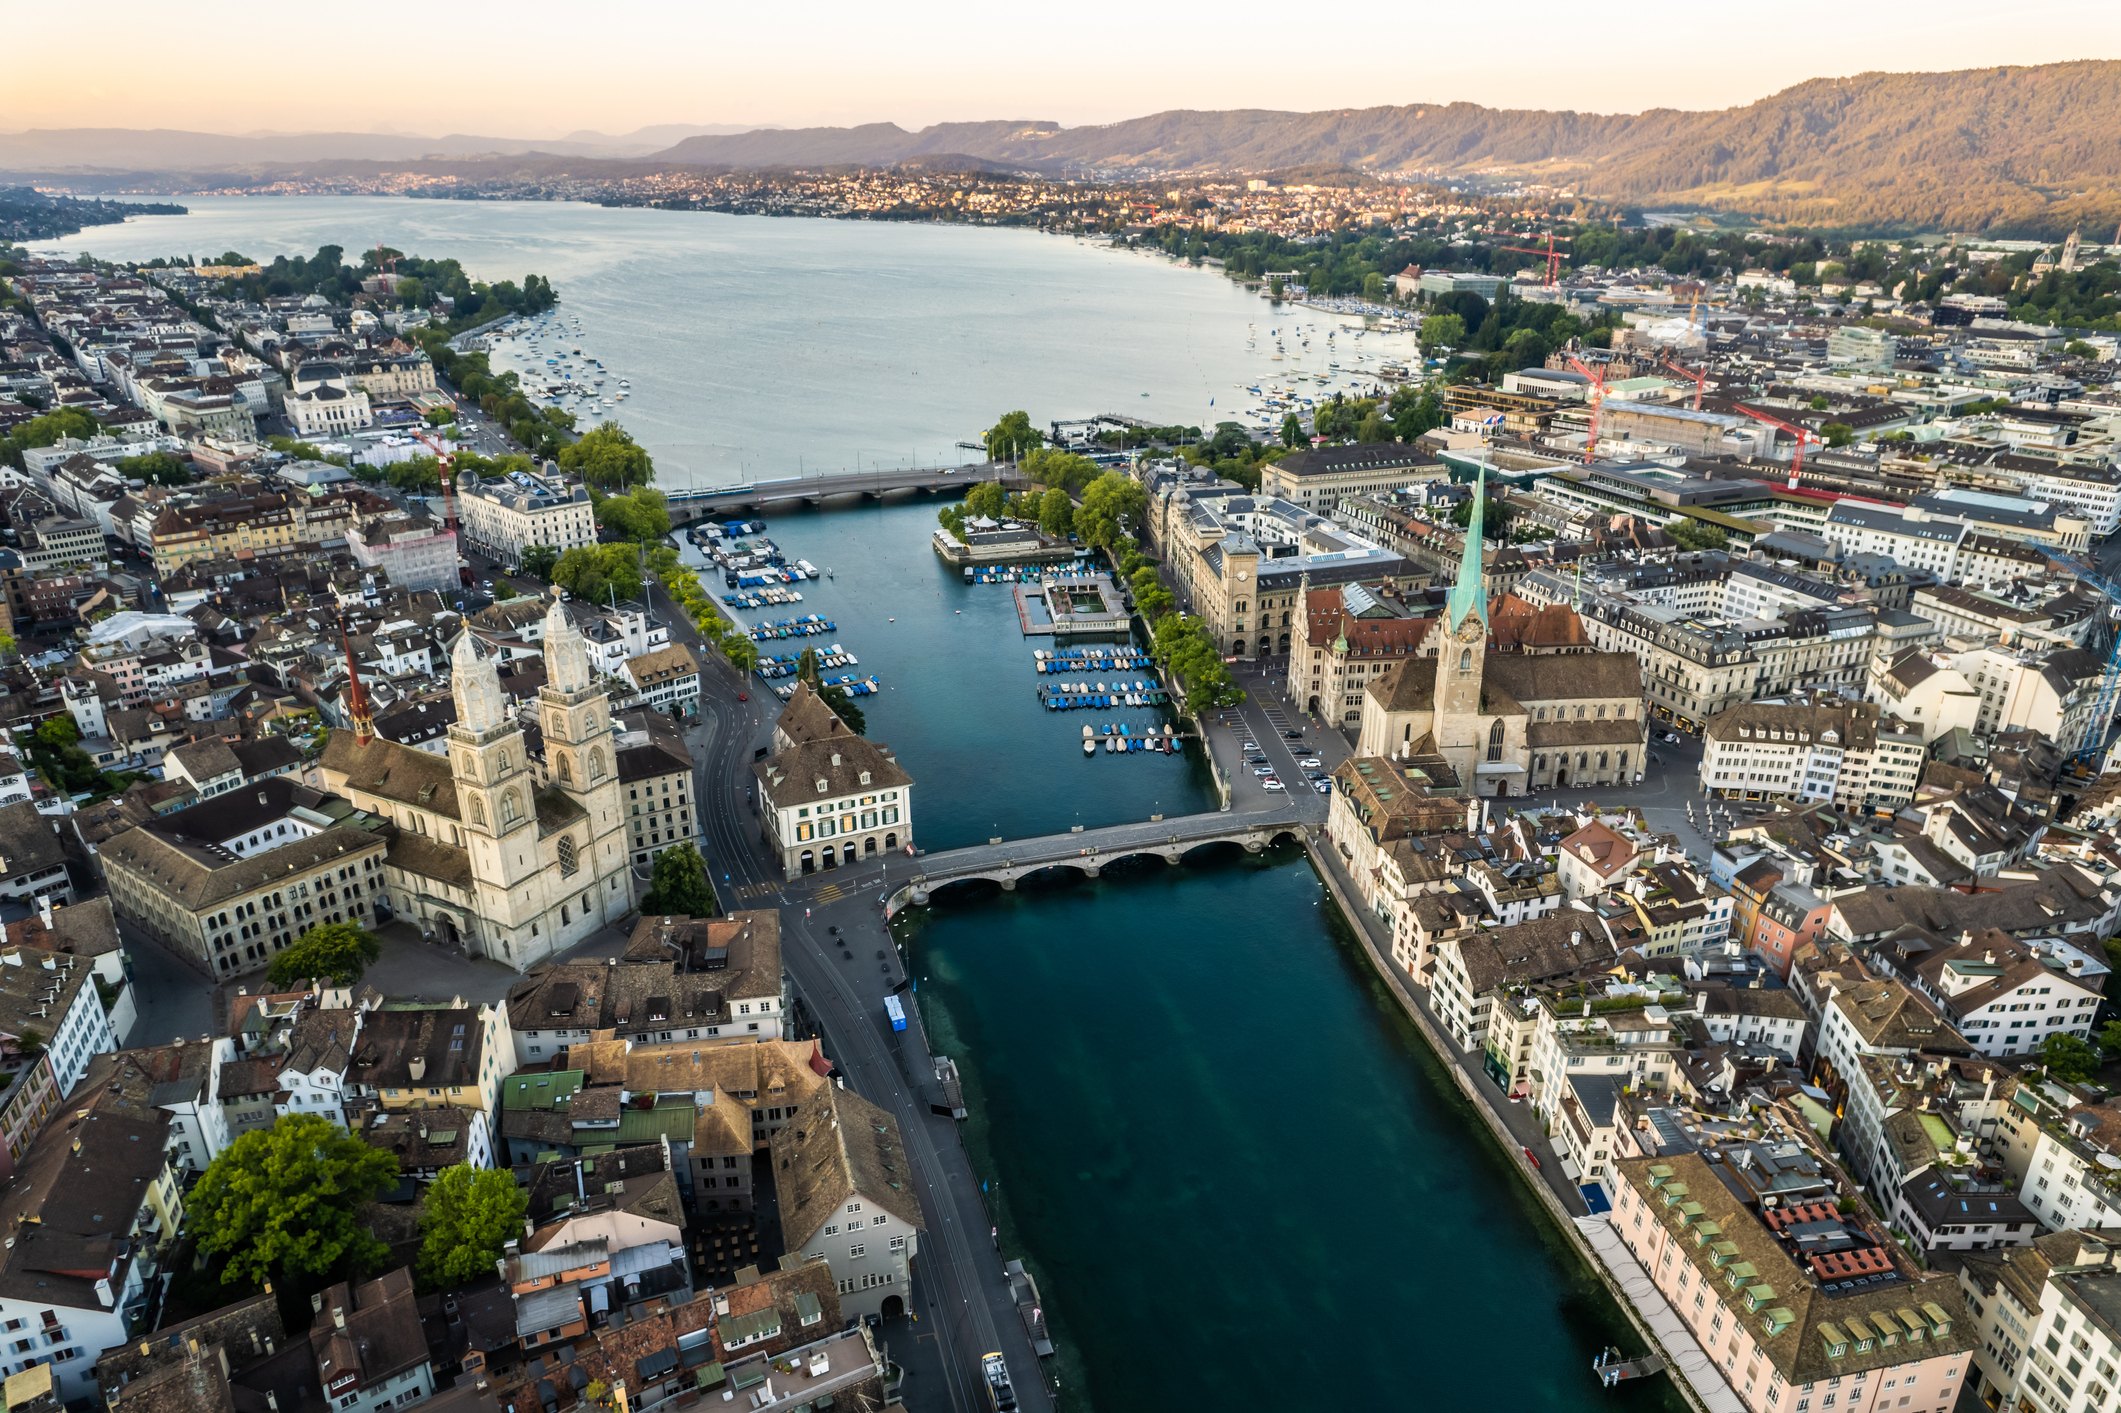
[
  {"xmin": 1565, "ymin": 355, "xmax": 1611, "ymax": 464},
  {"xmin": 371, "ymin": 243, "xmax": 401, "ymax": 276},
  {"xmin": 409, "ymin": 427, "xmax": 471, "ymax": 587},
  {"xmin": 1497, "ymin": 231, "xmax": 1571, "ymax": 289},
  {"xmin": 1732, "ymin": 403, "xmax": 1822, "ymax": 490},
  {"xmin": 1658, "ymin": 352, "xmax": 1709, "ymax": 412}
]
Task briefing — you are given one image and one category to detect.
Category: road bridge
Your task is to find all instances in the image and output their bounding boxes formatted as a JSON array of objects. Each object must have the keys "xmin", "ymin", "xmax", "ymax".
[
  {"xmin": 888, "ymin": 804, "xmax": 1311, "ymax": 911},
  {"xmin": 664, "ymin": 465, "xmax": 1034, "ymax": 521}
]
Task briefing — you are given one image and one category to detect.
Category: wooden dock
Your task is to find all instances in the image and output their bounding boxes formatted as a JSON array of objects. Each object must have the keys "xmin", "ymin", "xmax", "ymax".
[{"xmin": 1005, "ymin": 1260, "xmax": 1054, "ymax": 1357}]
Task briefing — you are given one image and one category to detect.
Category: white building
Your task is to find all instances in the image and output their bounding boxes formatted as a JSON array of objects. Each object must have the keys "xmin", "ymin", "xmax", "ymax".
[
  {"xmin": 772, "ymin": 1084, "xmax": 925, "ymax": 1321},
  {"xmin": 1913, "ymin": 934, "xmax": 2103, "ymax": 1060},
  {"xmin": 622, "ymin": 643, "xmax": 702, "ymax": 715},
  {"xmin": 754, "ymin": 683, "xmax": 912, "ymax": 879},
  {"xmin": 284, "ymin": 362, "xmax": 374, "ymax": 437},
  {"xmin": 1823, "ymin": 501, "xmax": 1970, "ymax": 579},
  {"xmin": 453, "ymin": 465, "xmax": 598, "ymax": 568},
  {"xmin": 347, "ymin": 514, "xmax": 461, "ymax": 594}
]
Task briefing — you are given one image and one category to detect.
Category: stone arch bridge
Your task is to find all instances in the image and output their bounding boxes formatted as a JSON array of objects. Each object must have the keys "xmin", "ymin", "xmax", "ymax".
[{"xmin": 887, "ymin": 805, "xmax": 1311, "ymax": 913}]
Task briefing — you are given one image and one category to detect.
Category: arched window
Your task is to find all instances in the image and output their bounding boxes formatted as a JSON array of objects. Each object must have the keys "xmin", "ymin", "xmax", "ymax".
[
  {"xmin": 590, "ymin": 748, "xmax": 606, "ymax": 780},
  {"xmin": 470, "ymin": 797, "xmax": 487, "ymax": 827},
  {"xmin": 1487, "ymin": 719, "xmax": 1505, "ymax": 762},
  {"xmin": 457, "ymin": 752, "xmax": 472, "ymax": 777},
  {"xmin": 501, "ymin": 790, "xmax": 521, "ymax": 825},
  {"xmin": 556, "ymin": 753, "xmax": 572, "ymax": 784},
  {"xmin": 499, "ymin": 750, "xmax": 511, "ymax": 772},
  {"xmin": 558, "ymin": 835, "xmax": 578, "ymax": 876},
  {"xmin": 1618, "ymin": 751, "xmax": 1629, "ymax": 771},
  {"xmin": 1459, "ymin": 649, "xmax": 1472, "ymax": 671}
]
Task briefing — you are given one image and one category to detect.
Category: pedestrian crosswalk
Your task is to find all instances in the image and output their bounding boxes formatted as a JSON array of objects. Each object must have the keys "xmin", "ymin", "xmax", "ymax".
[
  {"xmin": 813, "ymin": 883, "xmax": 847, "ymax": 904},
  {"xmin": 732, "ymin": 882, "xmax": 778, "ymax": 901}
]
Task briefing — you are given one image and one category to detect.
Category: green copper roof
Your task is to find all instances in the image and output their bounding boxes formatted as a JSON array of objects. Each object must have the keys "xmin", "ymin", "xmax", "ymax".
[{"xmin": 1445, "ymin": 460, "xmax": 1490, "ymax": 636}]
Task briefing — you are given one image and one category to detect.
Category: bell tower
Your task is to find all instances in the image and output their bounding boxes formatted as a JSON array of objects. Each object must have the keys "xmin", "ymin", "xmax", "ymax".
[
  {"xmin": 447, "ymin": 632, "xmax": 541, "ymax": 963},
  {"xmin": 1436, "ymin": 462, "xmax": 1492, "ymax": 777},
  {"xmin": 538, "ymin": 599, "xmax": 626, "ymax": 934}
]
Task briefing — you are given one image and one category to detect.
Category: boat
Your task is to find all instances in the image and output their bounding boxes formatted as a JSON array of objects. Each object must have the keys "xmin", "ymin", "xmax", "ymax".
[{"xmin": 1106, "ymin": 736, "xmax": 1117, "ymax": 752}]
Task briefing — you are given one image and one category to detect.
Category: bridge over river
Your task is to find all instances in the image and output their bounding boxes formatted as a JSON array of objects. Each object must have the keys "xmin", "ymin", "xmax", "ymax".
[
  {"xmin": 665, "ymin": 464, "xmax": 1035, "ymax": 521},
  {"xmin": 887, "ymin": 803, "xmax": 1311, "ymax": 913}
]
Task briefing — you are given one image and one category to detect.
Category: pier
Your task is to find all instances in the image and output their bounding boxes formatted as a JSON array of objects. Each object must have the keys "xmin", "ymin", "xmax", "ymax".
[{"xmin": 888, "ymin": 804, "xmax": 1310, "ymax": 909}]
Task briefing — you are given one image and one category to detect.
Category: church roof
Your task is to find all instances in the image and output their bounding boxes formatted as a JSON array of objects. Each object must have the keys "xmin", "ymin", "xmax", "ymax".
[
  {"xmin": 1485, "ymin": 652, "xmax": 1644, "ymax": 706},
  {"xmin": 1443, "ymin": 460, "xmax": 1490, "ymax": 636},
  {"xmin": 320, "ymin": 728, "xmax": 460, "ymax": 820},
  {"xmin": 1489, "ymin": 594, "xmax": 1591, "ymax": 653}
]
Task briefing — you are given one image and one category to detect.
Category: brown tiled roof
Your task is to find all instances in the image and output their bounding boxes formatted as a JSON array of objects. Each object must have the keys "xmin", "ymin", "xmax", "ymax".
[
  {"xmin": 1450, "ymin": 911, "xmax": 1617, "ymax": 994},
  {"xmin": 753, "ymin": 735, "xmax": 912, "ymax": 809},
  {"xmin": 768, "ymin": 1083, "xmax": 925, "ymax": 1246},
  {"xmin": 319, "ymin": 727, "xmax": 458, "ymax": 820}
]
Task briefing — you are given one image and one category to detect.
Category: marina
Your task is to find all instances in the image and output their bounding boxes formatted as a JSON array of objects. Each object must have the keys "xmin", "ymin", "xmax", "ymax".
[
  {"xmin": 1013, "ymin": 576, "xmax": 1132, "ymax": 640},
  {"xmin": 1037, "ymin": 681, "xmax": 1170, "ymax": 709},
  {"xmin": 745, "ymin": 613, "xmax": 837, "ymax": 641}
]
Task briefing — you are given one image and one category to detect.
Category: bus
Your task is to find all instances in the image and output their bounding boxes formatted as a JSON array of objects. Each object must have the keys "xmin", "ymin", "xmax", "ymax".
[{"xmin": 883, "ymin": 995, "xmax": 907, "ymax": 1033}]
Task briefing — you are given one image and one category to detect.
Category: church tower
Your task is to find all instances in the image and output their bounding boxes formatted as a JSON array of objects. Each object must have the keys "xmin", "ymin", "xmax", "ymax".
[
  {"xmin": 536, "ymin": 600, "xmax": 627, "ymax": 938},
  {"xmin": 1436, "ymin": 462, "xmax": 1492, "ymax": 782},
  {"xmin": 447, "ymin": 630, "xmax": 543, "ymax": 964}
]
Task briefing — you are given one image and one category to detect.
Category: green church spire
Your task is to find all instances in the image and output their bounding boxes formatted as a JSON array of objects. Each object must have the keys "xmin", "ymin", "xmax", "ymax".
[{"xmin": 1446, "ymin": 460, "xmax": 1490, "ymax": 637}]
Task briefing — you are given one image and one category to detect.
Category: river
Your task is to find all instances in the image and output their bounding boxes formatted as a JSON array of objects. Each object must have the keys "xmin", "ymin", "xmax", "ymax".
[
  {"xmin": 35, "ymin": 200, "xmax": 1672, "ymax": 1410},
  {"xmin": 29, "ymin": 195, "xmax": 1422, "ymax": 484}
]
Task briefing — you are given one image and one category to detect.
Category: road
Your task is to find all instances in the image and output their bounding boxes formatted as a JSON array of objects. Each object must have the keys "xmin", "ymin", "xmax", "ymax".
[{"xmin": 667, "ymin": 587, "xmax": 1056, "ymax": 1413}]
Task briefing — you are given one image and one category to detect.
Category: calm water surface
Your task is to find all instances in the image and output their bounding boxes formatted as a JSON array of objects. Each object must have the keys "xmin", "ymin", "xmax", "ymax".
[
  {"xmin": 38, "ymin": 201, "xmax": 1666, "ymax": 1410},
  {"xmin": 31, "ymin": 195, "xmax": 1421, "ymax": 482}
]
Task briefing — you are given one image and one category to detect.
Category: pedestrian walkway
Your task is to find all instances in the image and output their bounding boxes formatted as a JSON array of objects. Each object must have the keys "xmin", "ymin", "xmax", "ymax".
[
  {"xmin": 1574, "ymin": 1215, "xmax": 1746, "ymax": 1413},
  {"xmin": 730, "ymin": 881, "xmax": 780, "ymax": 901},
  {"xmin": 813, "ymin": 881, "xmax": 848, "ymax": 904}
]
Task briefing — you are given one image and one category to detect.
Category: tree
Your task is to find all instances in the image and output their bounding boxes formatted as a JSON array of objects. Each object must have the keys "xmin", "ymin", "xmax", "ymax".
[
  {"xmin": 1356, "ymin": 412, "xmax": 1390, "ymax": 443},
  {"xmin": 1037, "ymin": 487, "xmax": 1074, "ymax": 538},
  {"xmin": 1018, "ymin": 447, "xmax": 1099, "ymax": 492},
  {"xmin": 35, "ymin": 716, "xmax": 77, "ymax": 751},
  {"xmin": 551, "ymin": 544, "xmax": 645, "ymax": 605},
  {"xmin": 1363, "ymin": 271, "xmax": 1385, "ymax": 301},
  {"xmin": 2038, "ymin": 1032, "xmax": 2101, "ymax": 1084},
  {"xmin": 1451, "ymin": 495, "xmax": 1517, "ymax": 541},
  {"xmin": 642, "ymin": 842, "xmax": 718, "ymax": 917},
  {"xmin": 0, "ymin": 632, "xmax": 16, "ymax": 660},
  {"xmin": 192, "ymin": 1114, "xmax": 398, "ymax": 1288},
  {"xmin": 2065, "ymin": 340, "xmax": 2099, "ymax": 359},
  {"xmin": 1821, "ymin": 422, "xmax": 1855, "ymax": 447},
  {"xmin": 2100, "ymin": 1018, "xmax": 2121, "ymax": 1057},
  {"xmin": 423, "ymin": 406, "xmax": 454, "ymax": 428},
  {"xmin": 984, "ymin": 411, "xmax": 1042, "ymax": 463},
  {"xmin": 1076, "ymin": 471, "xmax": 1148, "ymax": 553},
  {"xmin": 1388, "ymin": 382, "xmax": 1444, "ymax": 442},
  {"xmin": 396, "ymin": 276, "xmax": 426, "ymax": 308},
  {"xmin": 266, "ymin": 922, "xmax": 382, "ymax": 987},
  {"xmin": 1419, "ymin": 313, "xmax": 1465, "ymax": 350},
  {"xmin": 596, "ymin": 488, "xmax": 670, "ymax": 543},
  {"xmin": 1809, "ymin": 395, "xmax": 1830, "ymax": 411},
  {"xmin": 117, "ymin": 450, "xmax": 191, "ymax": 486},
  {"xmin": 819, "ymin": 683, "xmax": 866, "ymax": 735},
  {"xmin": 558, "ymin": 422, "xmax": 654, "ymax": 489},
  {"xmin": 417, "ymin": 1165, "xmax": 528, "ymax": 1292},
  {"xmin": 519, "ymin": 544, "xmax": 560, "ymax": 581},
  {"xmin": 493, "ymin": 579, "xmax": 520, "ymax": 601}
]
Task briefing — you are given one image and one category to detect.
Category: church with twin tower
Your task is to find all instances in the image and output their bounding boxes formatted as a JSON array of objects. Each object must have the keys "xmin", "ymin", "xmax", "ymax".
[{"xmin": 319, "ymin": 597, "xmax": 631, "ymax": 971}]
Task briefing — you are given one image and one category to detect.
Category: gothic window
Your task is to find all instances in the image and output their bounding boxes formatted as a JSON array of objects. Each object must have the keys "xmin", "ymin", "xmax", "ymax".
[
  {"xmin": 1536, "ymin": 707, "xmax": 1546, "ymax": 721},
  {"xmin": 1598, "ymin": 751, "xmax": 1609, "ymax": 770},
  {"xmin": 1575, "ymin": 706, "xmax": 1587, "ymax": 720},
  {"xmin": 557, "ymin": 835, "xmax": 579, "ymax": 876},
  {"xmin": 557, "ymin": 753, "xmax": 572, "ymax": 784},
  {"xmin": 1487, "ymin": 719, "xmax": 1504, "ymax": 762},
  {"xmin": 590, "ymin": 748, "xmax": 606, "ymax": 780},
  {"xmin": 1618, "ymin": 751, "xmax": 1629, "ymax": 771},
  {"xmin": 500, "ymin": 750, "xmax": 512, "ymax": 772},
  {"xmin": 471, "ymin": 797, "xmax": 487, "ymax": 827},
  {"xmin": 1459, "ymin": 649, "xmax": 1472, "ymax": 671},
  {"xmin": 551, "ymin": 713, "xmax": 563, "ymax": 737},
  {"xmin": 501, "ymin": 790, "xmax": 521, "ymax": 825},
  {"xmin": 457, "ymin": 752, "xmax": 472, "ymax": 777}
]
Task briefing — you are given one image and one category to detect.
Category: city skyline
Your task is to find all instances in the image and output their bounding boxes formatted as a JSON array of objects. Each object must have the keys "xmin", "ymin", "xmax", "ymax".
[{"xmin": 10, "ymin": 0, "xmax": 2119, "ymax": 140}]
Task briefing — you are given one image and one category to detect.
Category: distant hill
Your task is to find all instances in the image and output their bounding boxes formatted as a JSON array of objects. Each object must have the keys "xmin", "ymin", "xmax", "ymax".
[
  {"xmin": 643, "ymin": 62, "xmax": 2121, "ymax": 234},
  {"xmin": 0, "ymin": 122, "xmax": 776, "ymax": 168}
]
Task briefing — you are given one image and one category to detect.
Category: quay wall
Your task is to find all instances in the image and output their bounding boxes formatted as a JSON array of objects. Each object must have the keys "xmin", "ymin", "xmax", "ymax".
[{"xmin": 1304, "ymin": 835, "xmax": 1711, "ymax": 1413}]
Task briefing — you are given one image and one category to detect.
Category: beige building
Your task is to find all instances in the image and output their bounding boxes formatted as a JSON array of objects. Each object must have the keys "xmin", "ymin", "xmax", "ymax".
[
  {"xmin": 148, "ymin": 488, "xmax": 355, "ymax": 574},
  {"xmin": 1258, "ymin": 442, "xmax": 1446, "ymax": 512},
  {"xmin": 772, "ymin": 1082, "xmax": 926, "ymax": 1320},
  {"xmin": 754, "ymin": 683, "xmax": 912, "ymax": 878},
  {"xmin": 1701, "ymin": 697, "xmax": 1926, "ymax": 814},
  {"xmin": 454, "ymin": 464, "xmax": 599, "ymax": 568},
  {"xmin": 350, "ymin": 353, "xmax": 438, "ymax": 402},
  {"xmin": 285, "ymin": 362, "xmax": 374, "ymax": 437},
  {"xmin": 1288, "ymin": 579, "xmax": 1434, "ymax": 724}
]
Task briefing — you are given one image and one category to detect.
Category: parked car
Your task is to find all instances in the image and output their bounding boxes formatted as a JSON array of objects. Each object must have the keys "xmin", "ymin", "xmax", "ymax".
[
  {"xmin": 1262, "ymin": 779, "xmax": 1286, "ymax": 791},
  {"xmin": 1252, "ymin": 764, "xmax": 1277, "ymax": 777},
  {"xmin": 1282, "ymin": 730, "xmax": 1305, "ymax": 740},
  {"xmin": 1296, "ymin": 757, "xmax": 1323, "ymax": 769},
  {"xmin": 1312, "ymin": 780, "xmax": 1332, "ymax": 794}
]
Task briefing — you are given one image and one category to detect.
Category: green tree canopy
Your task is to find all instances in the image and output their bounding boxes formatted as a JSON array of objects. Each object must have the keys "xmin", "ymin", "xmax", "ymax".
[
  {"xmin": 1418, "ymin": 313, "xmax": 1466, "ymax": 350},
  {"xmin": 963, "ymin": 481, "xmax": 1009, "ymax": 520},
  {"xmin": 2038, "ymin": 1031, "xmax": 2101, "ymax": 1084},
  {"xmin": 559, "ymin": 421, "xmax": 654, "ymax": 489},
  {"xmin": 596, "ymin": 487, "xmax": 670, "ymax": 543},
  {"xmin": 117, "ymin": 450, "xmax": 191, "ymax": 486},
  {"xmin": 642, "ymin": 842, "xmax": 718, "ymax": 917},
  {"xmin": 35, "ymin": 716, "xmax": 78, "ymax": 750},
  {"xmin": 1821, "ymin": 422, "xmax": 1855, "ymax": 447},
  {"xmin": 519, "ymin": 544, "xmax": 561, "ymax": 581},
  {"xmin": 819, "ymin": 683, "xmax": 866, "ymax": 735},
  {"xmin": 984, "ymin": 410, "xmax": 1042, "ymax": 462},
  {"xmin": 551, "ymin": 544, "xmax": 644, "ymax": 605},
  {"xmin": 417, "ymin": 1165, "xmax": 529, "ymax": 1292},
  {"xmin": 267, "ymin": 922, "xmax": 382, "ymax": 987},
  {"xmin": 1018, "ymin": 447, "xmax": 1100, "ymax": 492},
  {"xmin": 1281, "ymin": 413, "xmax": 1305, "ymax": 449},
  {"xmin": 192, "ymin": 1114, "xmax": 399, "ymax": 1288},
  {"xmin": 1075, "ymin": 471, "xmax": 1148, "ymax": 551},
  {"xmin": 1037, "ymin": 487, "xmax": 1074, "ymax": 538}
]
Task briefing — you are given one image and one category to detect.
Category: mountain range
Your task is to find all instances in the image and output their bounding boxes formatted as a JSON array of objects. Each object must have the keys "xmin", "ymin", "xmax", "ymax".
[{"xmin": 8, "ymin": 63, "xmax": 2121, "ymax": 234}]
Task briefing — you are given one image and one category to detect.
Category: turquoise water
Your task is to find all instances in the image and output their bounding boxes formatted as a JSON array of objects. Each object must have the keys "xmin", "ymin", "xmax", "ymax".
[
  {"xmin": 28, "ymin": 195, "xmax": 1424, "ymax": 484},
  {"xmin": 901, "ymin": 847, "xmax": 1683, "ymax": 1413},
  {"xmin": 679, "ymin": 499, "xmax": 1215, "ymax": 849}
]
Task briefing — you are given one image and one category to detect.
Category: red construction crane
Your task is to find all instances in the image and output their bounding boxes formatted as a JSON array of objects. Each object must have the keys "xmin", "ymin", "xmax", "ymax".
[
  {"xmin": 1733, "ymin": 404, "xmax": 1822, "ymax": 490},
  {"xmin": 1565, "ymin": 355, "xmax": 1611, "ymax": 464},
  {"xmin": 1658, "ymin": 352, "xmax": 1709, "ymax": 411},
  {"xmin": 410, "ymin": 426, "xmax": 472, "ymax": 587},
  {"xmin": 372, "ymin": 243, "xmax": 400, "ymax": 276},
  {"xmin": 1497, "ymin": 231, "xmax": 1571, "ymax": 288}
]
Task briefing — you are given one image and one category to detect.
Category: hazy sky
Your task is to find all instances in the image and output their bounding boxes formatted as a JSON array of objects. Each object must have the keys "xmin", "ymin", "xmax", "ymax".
[{"xmin": 11, "ymin": 0, "xmax": 2120, "ymax": 137}]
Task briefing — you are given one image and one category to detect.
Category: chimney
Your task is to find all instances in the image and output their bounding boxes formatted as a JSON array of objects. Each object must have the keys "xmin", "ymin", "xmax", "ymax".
[
  {"xmin": 408, "ymin": 1056, "xmax": 426, "ymax": 1082},
  {"xmin": 332, "ymin": 1308, "xmax": 345, "ymax": 1331}
]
